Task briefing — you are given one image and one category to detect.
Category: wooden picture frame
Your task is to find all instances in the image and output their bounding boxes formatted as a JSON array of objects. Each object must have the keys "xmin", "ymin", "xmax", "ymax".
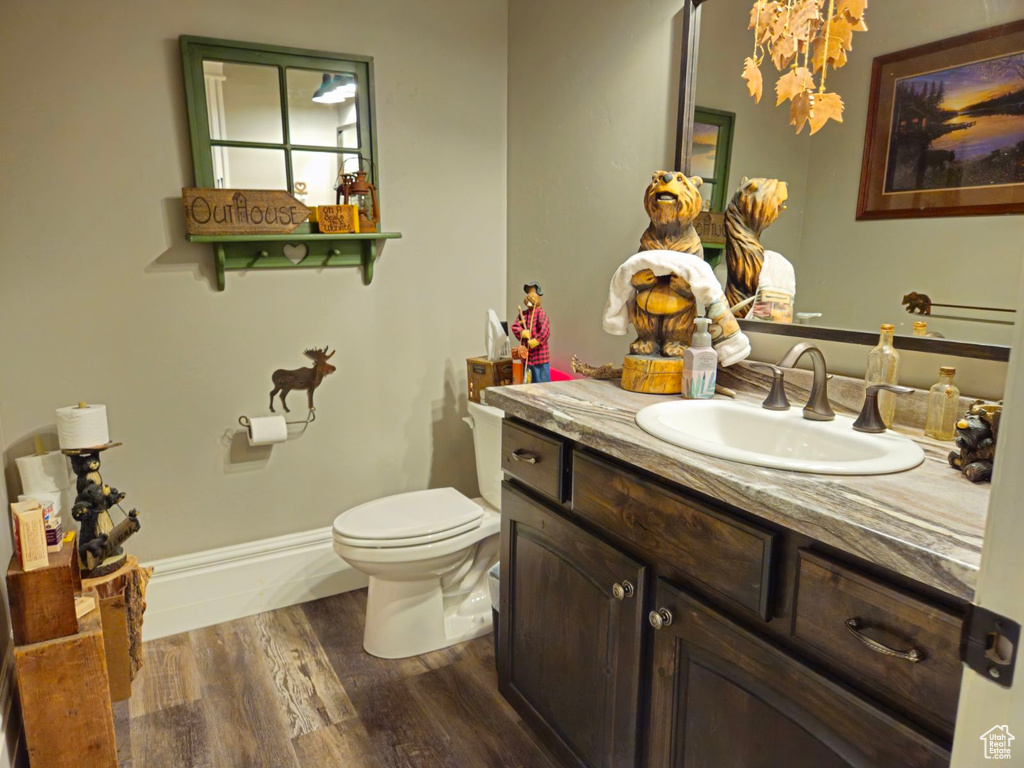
[{"xmin": 856, "ymin": 20, "xmax": 1024, "ymax": 220}]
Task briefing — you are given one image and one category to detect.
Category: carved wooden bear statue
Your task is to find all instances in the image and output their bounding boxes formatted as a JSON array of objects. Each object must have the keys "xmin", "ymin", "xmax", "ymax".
[{"xmin": 628, "ymin": 171, "xmax": 705, "ymax": 357}]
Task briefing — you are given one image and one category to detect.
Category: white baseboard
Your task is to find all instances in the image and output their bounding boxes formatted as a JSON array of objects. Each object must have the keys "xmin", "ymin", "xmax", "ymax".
[{"xmin": 142, "ymin": 527, "xmax": 367, "ymax": 641}]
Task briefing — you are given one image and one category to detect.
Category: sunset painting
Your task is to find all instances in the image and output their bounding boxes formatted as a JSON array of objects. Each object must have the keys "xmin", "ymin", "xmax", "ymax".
[{"xmin": 884, "ymin": 50, "xmax": 1024, "ymax": 193}]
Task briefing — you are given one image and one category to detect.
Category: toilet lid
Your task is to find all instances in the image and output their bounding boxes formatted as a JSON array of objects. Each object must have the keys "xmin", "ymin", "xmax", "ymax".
[{"xmin": 333, "ymin": 488, "xmax": 484, "ymax": 543}]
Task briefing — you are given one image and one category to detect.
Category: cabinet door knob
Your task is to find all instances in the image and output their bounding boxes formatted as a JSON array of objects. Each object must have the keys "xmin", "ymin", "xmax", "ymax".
[
  {"xmin": 649, "ymin": 608, "xmax": 673, "ymax": 630},
  {"xmin": 611, "ymin": 580, "xmax": 635, "ymax": 601},
  {"xmin": 511, "ymin": 449, "xmax": 539, "ymax": 464}
]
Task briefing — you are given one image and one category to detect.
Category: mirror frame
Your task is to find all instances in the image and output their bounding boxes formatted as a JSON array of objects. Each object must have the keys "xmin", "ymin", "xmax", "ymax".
[{"xmin": 674, "ymin": 0, "xmax": 1012, "ymax": 363}]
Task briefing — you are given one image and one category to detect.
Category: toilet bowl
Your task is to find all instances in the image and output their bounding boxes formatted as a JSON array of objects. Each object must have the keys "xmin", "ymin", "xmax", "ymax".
[{"xmin": 333, "ymin": 400, "xmax": 504, "ymax": 659}]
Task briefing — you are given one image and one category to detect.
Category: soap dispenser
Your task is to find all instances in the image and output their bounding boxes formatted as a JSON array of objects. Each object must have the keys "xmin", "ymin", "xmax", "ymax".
[{"xmin": 682, "ymin": 318, "xmax": 718, "ymax": 399}]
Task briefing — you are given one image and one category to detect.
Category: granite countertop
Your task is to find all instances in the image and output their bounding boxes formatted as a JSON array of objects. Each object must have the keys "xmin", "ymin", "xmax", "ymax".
[{"xmin": 484, "ymin": 374, "xmax": 990, "ymax": 602}]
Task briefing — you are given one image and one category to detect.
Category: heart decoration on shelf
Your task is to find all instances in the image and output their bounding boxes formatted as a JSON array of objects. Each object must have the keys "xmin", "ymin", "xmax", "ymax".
[{"xmin": 283, "ymin": 243, "xmax": 308, "ymax": 265}]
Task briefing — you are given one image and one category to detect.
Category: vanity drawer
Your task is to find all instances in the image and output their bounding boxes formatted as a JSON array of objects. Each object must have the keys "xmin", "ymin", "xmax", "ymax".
[
  {"xmin": 501, "ymin": 421, "xmax": 568, "ymax": 503},
  {"xmin": 793, "ymin": 550, "xmax": 964, "ymax": 732},
  {"xmin": 572, "ymin": 451, "xmax": 775, "ymax": 620}
]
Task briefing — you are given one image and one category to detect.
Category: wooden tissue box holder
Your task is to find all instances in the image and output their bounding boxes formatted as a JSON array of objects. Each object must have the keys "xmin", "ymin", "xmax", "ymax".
[{"xmin": 467, "ymin": 356, "xmax": 513, "ymax": 403}]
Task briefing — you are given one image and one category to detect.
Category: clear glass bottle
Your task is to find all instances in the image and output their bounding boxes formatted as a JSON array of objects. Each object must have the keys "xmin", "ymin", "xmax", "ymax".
[
  {"xmin": 865, "ymin": 323, "xmax": 901, "ymax": 428},
  {"xmin": 925, "ymin": 366, "xmax": 960, "ymax": 441},
  {"xmin": 913, "ymin": 321, "xmax": 928, "ymax": 337}
]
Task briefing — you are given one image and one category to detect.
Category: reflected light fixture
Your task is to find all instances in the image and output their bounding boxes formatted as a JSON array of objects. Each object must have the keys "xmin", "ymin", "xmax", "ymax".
[{"xmin": 312, "ymin": 73, "xmax": 357, "ymax": 104}]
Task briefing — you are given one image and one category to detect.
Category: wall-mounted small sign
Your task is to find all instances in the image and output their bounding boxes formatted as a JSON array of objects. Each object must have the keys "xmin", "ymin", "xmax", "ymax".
[
  {"xmin": 694, "ymin": 211, "xmax": 725, "ymax": 246},
  {"xmin": 182, "ymin": 188, "xmax": 311, "ymax": 235},
  {"xmin": 316, "ymin": 204, "xmax": 360, "ymax": 234}
]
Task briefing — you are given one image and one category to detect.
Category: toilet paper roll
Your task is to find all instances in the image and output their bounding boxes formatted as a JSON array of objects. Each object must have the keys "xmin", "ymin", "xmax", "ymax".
[
  {"xmin": 247, "ymin": 416, "xmax": 288, "ymax": 446},
  {"xmin": 56, "ymin": 404, "xmax": 110, "ymax": 449},
  {"xmin": 16, "ymin": 451, "xmax": 71, "ymax": 493}
]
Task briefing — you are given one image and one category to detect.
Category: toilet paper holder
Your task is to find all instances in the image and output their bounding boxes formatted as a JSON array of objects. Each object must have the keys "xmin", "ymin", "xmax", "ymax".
[{"xmin": 238, "ymin": 410, "xmax": 316, "ymax": 430}]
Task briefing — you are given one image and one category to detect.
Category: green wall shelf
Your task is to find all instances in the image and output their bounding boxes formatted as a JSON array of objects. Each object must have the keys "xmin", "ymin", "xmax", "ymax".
[{"xmin": 186, "ymin": 231, "xmax": 403, "ymax": 290}]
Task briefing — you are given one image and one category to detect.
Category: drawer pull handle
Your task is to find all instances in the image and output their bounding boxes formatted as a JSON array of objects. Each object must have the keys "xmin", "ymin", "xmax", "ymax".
[
  {"xmin": 845, "ymin": 618, "xmax": 924, "ymax": 663},
  {"xmin": 649, "ymin": 608, "xmax": 673, "ymax": 630},
  {"xmin": 611, "ymin": 581, "xmax": 635, "ymax": 601},
  {"xmin": 511, "ymin": 449, "xmax": 539, "ymax": 464}
]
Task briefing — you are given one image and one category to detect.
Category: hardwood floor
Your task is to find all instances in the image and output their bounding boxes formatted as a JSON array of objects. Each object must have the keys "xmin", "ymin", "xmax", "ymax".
[{"xmin": 115, "ymin": 589, "xmax": 559, "ymax": 768}]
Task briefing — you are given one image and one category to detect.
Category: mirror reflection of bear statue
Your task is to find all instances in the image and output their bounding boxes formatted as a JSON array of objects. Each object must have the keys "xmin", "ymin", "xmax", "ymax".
[
  {"xmin": 628, "ymin": 171, "xmax": 705, "ymax": 357},
  {"xmin": 724, "ymin": 177, "xmax": 789, "ymax": 318}
]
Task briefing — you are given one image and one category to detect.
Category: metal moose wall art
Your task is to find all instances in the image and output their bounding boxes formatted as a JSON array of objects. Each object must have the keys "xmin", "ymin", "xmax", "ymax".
[{"xmin": 270, "ymin": 346, "xmax": 337, "ymax": 413}]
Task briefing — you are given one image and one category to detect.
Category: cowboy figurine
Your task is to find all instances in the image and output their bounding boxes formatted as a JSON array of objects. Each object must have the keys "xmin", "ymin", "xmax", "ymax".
[{"xmin": 511, "ymin": 282, "xmax": 551, "ymax": 383}]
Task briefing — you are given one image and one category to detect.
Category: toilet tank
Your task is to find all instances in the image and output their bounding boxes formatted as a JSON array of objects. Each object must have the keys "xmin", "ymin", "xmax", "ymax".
[{"xmin": 466, "ymin": 401, "xmax": 504, "ymax": 511}]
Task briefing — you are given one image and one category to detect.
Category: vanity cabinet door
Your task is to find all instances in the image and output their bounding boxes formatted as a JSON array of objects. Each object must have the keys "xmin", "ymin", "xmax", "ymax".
[
  {"xmin": 647, "ymin": 579, "xmax": 950, "ymax": 768},
  {"xmin": 500, "ymin": 483, "xmax": 646, "ymax": 768}
]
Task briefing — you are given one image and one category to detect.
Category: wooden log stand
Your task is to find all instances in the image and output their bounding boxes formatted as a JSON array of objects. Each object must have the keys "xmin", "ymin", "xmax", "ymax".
[
  {"xmin": 15, "ymin": 603, "xmax": 118, "ymax": 767},
  {"xmin": 621, "ymin": 354, "xmax": 683, "ymax": 394},
  {"xmin": 82, "ymin": 555, "xmax": 152, "ymax": 703},
  {"xmin": 7, "ymin": 534, "xmax": 81, "ymax": 646}
]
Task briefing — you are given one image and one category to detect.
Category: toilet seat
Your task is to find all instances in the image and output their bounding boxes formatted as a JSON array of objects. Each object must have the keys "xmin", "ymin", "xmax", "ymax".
[{"xmin": 333, "ymin": 488, "xmax": 484, "ymax": 549}]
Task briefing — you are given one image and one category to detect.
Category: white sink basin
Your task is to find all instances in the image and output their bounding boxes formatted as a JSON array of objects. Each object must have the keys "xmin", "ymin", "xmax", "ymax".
[{"xmin": 635, "ymin": 399, "xmax": 925, "ymax": 475}]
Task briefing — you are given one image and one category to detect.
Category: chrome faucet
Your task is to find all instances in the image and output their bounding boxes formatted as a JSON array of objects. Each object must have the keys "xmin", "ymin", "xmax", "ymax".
[{"xmin": 776, "ymin": 342, "xmax": 835, "ymax": 421}]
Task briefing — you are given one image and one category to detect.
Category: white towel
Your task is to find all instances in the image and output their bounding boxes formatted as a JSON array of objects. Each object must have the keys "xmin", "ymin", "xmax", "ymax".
[
  {"xmin": 602, "ymin": 250, "xmax": 750, "ymax": 366},
  {"xmin": 757, "ymin": 250, "xmax": 795, "ymax": 295}
]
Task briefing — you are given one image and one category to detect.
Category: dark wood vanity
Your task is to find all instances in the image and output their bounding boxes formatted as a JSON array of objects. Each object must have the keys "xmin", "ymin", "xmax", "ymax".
[{"xmin": 497, "ymin": 416, "xmax": 966, "ymax": 768}]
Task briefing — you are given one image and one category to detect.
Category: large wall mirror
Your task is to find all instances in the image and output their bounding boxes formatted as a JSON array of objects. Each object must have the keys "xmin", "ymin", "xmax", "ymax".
[{"xmin": 679, "ymin": 2, "xmax": 1021, "ymax": 360}]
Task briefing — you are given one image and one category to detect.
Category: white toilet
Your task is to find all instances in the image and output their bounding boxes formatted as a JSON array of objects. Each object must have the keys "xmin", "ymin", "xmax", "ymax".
[{"xmin": 333, "ymin": 400, "xmax": 504, "ymax": 659}]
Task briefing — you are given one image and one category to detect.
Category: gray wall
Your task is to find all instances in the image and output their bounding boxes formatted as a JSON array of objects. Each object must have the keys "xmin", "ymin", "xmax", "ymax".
[
  {"xmin": 507, "ymin": 0, "xmax": 687, "ymax": 371},
  {"xmin": 508, "ymin": 0, "xmax": 1009, "ymax": 399},
  {"xmin": 0, "ymin": 0, "xmax": 508, "ymax": 561}
]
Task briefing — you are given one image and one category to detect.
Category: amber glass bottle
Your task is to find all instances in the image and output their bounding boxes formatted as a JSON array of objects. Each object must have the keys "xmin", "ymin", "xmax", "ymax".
[
  {"xmin": 865, "ymin": 324, "xmax": 900, "ymax": 428},
  {"xmin": 925, "ymin": 367, "xmax": 960, "ymax": 441}
]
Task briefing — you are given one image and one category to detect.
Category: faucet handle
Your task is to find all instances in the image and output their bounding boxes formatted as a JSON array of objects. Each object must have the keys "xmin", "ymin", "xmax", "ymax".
[
  {"xmin": 748, "ymin": 362, "xmax": 791, "ymax": 411},
  {"xmin": 853, "ymin": 384, "xmax": 915, "ymax": 433}
]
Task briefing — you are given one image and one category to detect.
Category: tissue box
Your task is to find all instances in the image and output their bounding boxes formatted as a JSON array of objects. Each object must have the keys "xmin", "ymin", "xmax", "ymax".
[
  {"xmin": 11, "ymin": 501, "xmax": 49, "ymax": 572},
  {"xmin": 467, "ymin": 357, "xmax": 513, "ymax": 404}
]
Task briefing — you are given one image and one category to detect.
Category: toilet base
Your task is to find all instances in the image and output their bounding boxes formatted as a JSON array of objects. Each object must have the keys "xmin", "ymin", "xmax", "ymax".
[
  {"xmin": 363, "ymin": 575, "xmax": 494, "ymax": 659},
  {"xmin": 361, "ymin": 539, "xmax": 498, "ymax": 659}
]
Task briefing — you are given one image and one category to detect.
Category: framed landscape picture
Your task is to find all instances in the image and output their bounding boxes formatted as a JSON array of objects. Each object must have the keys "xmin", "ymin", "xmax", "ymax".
[{"xmin": 857, "ymin": 20, "xmax": 1024, "ymax": 220}]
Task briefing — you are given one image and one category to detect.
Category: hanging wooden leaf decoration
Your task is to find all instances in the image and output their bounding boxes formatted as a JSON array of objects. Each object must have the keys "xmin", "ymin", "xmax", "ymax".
[
  {"xmin": 771, "ymin": 35, "xmax": 799, "ymax": 70},
  {"xmin": 827, "ymin": 15, "xmax": 856, "ymax": 50},
  {"xmin": 789, "ymin": 91, "xmax": 813, "ymax": 134},
  {"xmin": 742, "ymin": 57, "xmax": 764, "ymax": 103},
  {"xmin": 837, "ymin": 0, "xmax": 867, "ymax": 21},
  {"xmin": 749, "ymin": 1, "xmax": 780, "ymax": 44},
  {"xmin": 741, "ymin": 0, "xmax": 867, "ymax": 135},
  {"xmin": 811, "ymin": 33, "xmax": 848, "ymax": 72},
  {"xmin": 775, "ymin": 67, "xmax": 815, "ymax": 105},
  {"xmin": 788, "ymin": 0, "xmax": 821, "ymax": 42},
  {"xmin": 809, "ymin": 92, "xmax": 844, "ymax": 134}
]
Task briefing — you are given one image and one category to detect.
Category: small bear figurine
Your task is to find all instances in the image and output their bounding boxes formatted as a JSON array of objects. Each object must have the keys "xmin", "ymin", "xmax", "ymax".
[
  {"xmin": 902, "ymin": 292, "xmax": 933, "ymax": 316},
  {"xmin": 948, "ymin": 400, "xmax": 1002, "ymax": 483},
  {"xmin": 68, "ymin": 450, "xmax": 141, "ymax": 576}
]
